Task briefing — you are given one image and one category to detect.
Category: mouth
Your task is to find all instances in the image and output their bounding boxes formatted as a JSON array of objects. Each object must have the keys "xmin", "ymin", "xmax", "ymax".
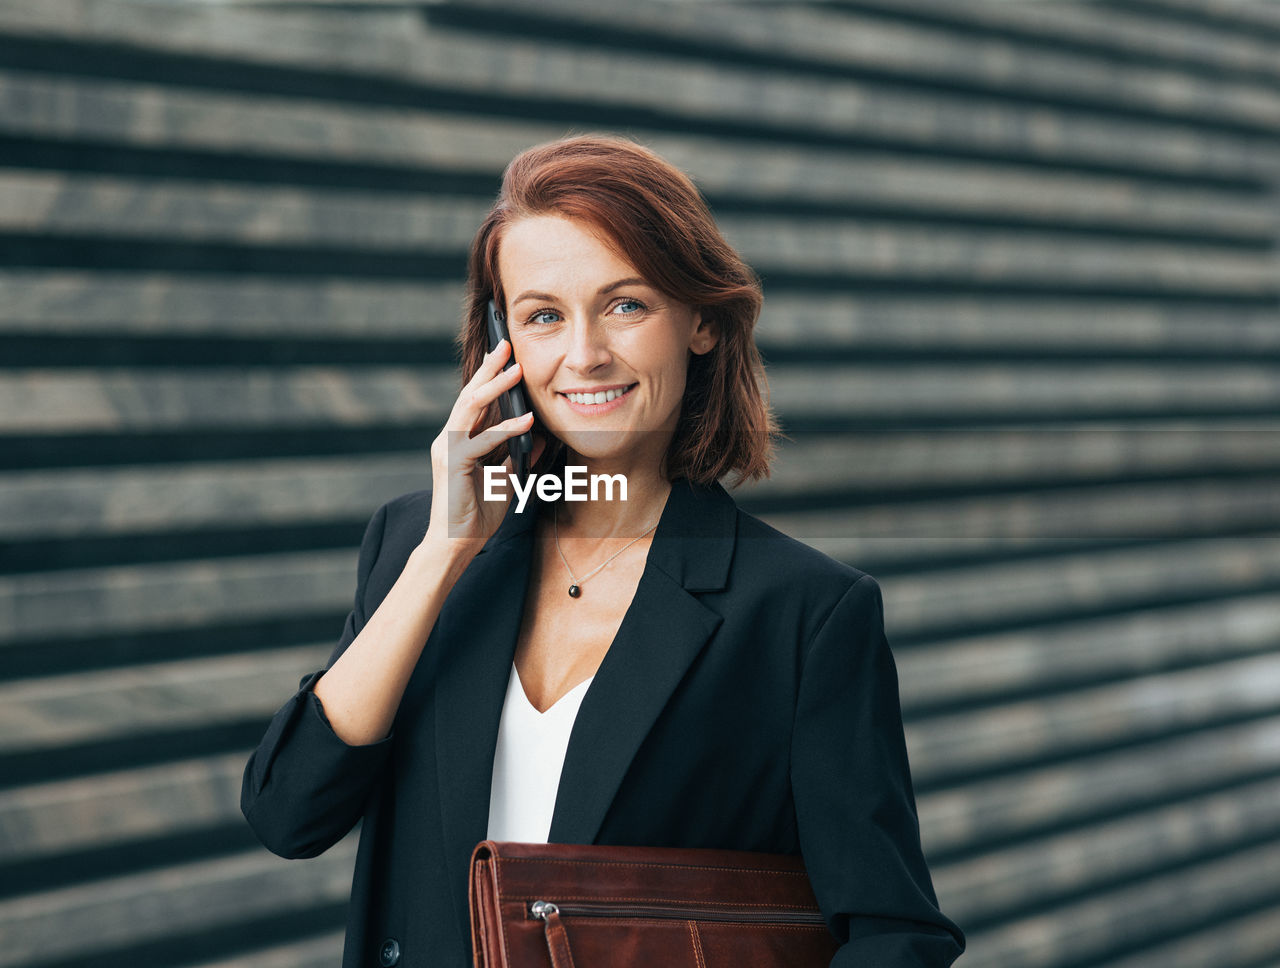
[{"xmin": 558, "ymin": 382, "xmax": 638, "ymax": 415}]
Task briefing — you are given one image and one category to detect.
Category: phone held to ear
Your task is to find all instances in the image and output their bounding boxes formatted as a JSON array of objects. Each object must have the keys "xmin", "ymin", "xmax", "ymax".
[{"xmin": 486, "ymin": 300, "xmax": 534, "ymax": 482}]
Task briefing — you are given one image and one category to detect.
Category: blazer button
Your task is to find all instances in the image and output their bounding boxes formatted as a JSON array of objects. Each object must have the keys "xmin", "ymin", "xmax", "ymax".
[{"xmin": 379, "ymin": 938, "xmax": 401, "ymax": 966}]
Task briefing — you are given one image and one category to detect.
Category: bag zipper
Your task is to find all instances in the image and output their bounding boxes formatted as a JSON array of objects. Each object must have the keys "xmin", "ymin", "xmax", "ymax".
[{"xmin": 529, "ymin": 899, "xmax": 825, "ymax": 926}]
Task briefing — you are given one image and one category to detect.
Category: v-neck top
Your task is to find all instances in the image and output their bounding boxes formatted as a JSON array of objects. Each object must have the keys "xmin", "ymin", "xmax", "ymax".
[{"xmin": 485, "ymin": 661, "xmax": 596, "ymax": 844}]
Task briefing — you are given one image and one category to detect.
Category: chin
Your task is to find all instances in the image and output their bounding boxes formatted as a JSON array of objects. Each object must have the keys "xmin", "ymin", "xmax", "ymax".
[
  {"xmin": 543, "ymin": 419, "xmax": 674, "ymax": 468},
  {"xmin": 555, "ymin": 430, "xmax": 637, "ymax": 462}
]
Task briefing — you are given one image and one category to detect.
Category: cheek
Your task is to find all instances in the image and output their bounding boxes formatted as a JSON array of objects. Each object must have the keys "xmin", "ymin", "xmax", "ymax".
[
  {"xmin": 512, "ymin": 341, "xmax": 553, "ymax": 384},
  {"xmin": 634, "ymin": 330, "xmax": 690, "ymax": 387}
]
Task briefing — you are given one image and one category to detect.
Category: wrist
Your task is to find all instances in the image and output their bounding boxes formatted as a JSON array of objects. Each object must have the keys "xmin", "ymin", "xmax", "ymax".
[{"xmin": 411, "ymin": 530, "xmax": 483, "ymax": 585}]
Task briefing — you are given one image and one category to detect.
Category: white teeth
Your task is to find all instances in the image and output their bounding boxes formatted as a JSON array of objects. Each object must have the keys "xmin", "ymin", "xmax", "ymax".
[{"xmin": 566, "ymin": 386, "xmax": 631, "ymax": 405}]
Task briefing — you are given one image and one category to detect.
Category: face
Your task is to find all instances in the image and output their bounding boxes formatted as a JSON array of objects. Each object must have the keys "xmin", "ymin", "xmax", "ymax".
[{"xmin": 497, "ymin": 214, "xmax": 717, "ymax": 472}]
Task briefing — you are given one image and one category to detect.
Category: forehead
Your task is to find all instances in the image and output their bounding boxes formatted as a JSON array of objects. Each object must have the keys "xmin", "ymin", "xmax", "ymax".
[{"xmin": 498, "ymin": 215, "xmax": 642, "ymax": 291}]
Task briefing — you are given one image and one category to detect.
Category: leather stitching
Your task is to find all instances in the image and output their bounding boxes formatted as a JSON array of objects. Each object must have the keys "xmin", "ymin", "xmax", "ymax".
[
  {"xmin": 498, "ymin": 856, "xmax": 808, "ymax": 877},
  {"xmin": 688, "ymin": 921, "xmax": 706, "ymax": 968}
]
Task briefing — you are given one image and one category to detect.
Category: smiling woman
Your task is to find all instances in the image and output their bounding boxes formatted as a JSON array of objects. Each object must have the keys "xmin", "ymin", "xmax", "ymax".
[{"xmin": 241, "ymin": 134, "xmax": 965, "ymax": 968}]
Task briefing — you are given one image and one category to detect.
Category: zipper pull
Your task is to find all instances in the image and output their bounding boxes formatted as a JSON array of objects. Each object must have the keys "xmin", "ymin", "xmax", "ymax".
[
  {"xmin": 530, "ymin": 900, "xmax": 559, "ymax": 920},
  {"xmin": 530, "ymin": 901, "xmax": 577, "ymax": 968}
]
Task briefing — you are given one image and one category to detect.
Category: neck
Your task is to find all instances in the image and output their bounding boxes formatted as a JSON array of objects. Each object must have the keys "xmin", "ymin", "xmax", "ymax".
[{"xmin": 547, "ymin": 456, "xmax": 673, "ymax": 541}]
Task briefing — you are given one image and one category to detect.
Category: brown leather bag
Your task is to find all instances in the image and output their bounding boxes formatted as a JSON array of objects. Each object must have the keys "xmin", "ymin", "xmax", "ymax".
[{"xmin": 469, "ymin": 839, "xmax": 840, "ymax": 967}]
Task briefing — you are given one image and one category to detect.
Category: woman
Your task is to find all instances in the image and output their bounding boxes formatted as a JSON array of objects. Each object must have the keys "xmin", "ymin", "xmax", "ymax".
[{"xmin": 242, "ymin": 134, "xmax": 965, "ymax": 968}]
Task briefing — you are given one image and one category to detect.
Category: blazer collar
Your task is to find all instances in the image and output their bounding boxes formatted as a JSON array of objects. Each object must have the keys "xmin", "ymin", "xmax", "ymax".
[
  {"xmin": 484, "ymin": 473, "xmax": 736, "ymax": 590},
  {"xmin": 432, "ymin": 476, "xmax": 737, "ymax": 943}
]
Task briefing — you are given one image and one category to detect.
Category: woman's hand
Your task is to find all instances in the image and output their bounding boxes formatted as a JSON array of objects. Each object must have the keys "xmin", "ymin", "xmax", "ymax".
[
  {"xmin": 425, "ymin": 338, "xmax": 544, "ymax": 555},
  {"xmin": 301, "ymin": 342, "xmax": 542, "ymax": 750}
]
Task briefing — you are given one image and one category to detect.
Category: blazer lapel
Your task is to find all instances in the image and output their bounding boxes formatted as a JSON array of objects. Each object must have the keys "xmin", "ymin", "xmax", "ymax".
[
  {"xmin": 544, "ymin": 565, "xmax": 723, "ymax": 838},
  {"xmin": 433, "ymin": 476, "xmax": 738, "ymax": 943},
  {"xmin": 547, "ymin": 478, "xmax": 735, "ymax": 845}
]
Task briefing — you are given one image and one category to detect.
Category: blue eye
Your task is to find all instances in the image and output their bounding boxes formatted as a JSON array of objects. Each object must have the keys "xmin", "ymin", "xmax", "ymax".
[
  {"xmin": 529, "ymin": 310, "xmax": 561, "ymax": 325},
  {"xmin": 614, "ymin": 300, "xmax": 646, "ymax": 315}
]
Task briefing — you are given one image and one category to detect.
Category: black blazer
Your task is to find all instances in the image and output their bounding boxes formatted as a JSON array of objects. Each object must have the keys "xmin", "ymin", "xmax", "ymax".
[{"xmin": 242, "ymin": 478, "xmax": 965, "ymax": 968}]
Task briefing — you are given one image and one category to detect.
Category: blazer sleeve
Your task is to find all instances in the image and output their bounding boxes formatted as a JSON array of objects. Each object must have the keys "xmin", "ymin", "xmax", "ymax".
[
  {"xmin": 240, "ymin": 498, "xmax": 397, "ymax": 860},
  {"xmin": 790, "ymin": 574, "xmax": 966, "ymax": 967}
]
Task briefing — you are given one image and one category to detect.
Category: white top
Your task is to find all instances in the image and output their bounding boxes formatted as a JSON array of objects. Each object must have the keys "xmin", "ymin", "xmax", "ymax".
[{"xmin": 486, "ymin": 661, "xmax": 595, "ymax": 843}]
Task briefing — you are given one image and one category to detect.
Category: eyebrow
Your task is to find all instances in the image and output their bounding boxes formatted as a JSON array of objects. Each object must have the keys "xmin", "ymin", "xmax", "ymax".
[{"xmin": 511, "ymin": 277, "xmax": 650, "ymax": 306}]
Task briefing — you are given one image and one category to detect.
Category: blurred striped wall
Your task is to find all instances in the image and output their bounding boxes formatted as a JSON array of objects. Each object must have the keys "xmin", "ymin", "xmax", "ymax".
[{"xmin": 2, "ymin": 0, "xmax": 1279, "ymax": 965}]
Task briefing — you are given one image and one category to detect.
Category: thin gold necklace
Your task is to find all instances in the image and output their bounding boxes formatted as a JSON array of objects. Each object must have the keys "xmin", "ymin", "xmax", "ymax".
[{"xmin": 553, "ymin": 503, "xmax": 659, "ymax": 599}]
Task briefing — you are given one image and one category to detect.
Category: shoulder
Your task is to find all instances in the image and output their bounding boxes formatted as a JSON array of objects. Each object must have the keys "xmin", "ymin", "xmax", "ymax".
[
  {"xmin": 378, "ymin": 487, "xmax": 432, "ymax": 533},
  {"xmin": 722, "ymin": 497, "xmax": 880, "ymax": 634},
  {"xmin": 356, "ymin": 487, "xmax": 432, "ymax": 570},
  {"xmin": 732, "ymin": 501, "xmax": 871, "ymax": 590}
]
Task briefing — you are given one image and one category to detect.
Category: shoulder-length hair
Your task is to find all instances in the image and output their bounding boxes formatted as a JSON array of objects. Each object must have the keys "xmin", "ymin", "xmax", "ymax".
[{"xmin": 457, "ymin": 133, "xmax": 780, "ymax": 488}]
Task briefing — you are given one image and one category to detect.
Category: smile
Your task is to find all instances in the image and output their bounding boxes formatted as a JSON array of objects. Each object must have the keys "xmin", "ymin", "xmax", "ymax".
[
  {"xmin": 559, "ymin": 383, "xmax": 637, "ymax": 413},
  {"xmin": 562, "ymin": 384, "xmax": 635, "ymax": 405}
]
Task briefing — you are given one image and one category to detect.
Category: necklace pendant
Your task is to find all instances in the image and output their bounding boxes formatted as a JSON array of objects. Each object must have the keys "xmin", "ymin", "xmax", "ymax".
[{"xmin": 568, "ymin": 584, "xmax": 581, "ymax": 598}]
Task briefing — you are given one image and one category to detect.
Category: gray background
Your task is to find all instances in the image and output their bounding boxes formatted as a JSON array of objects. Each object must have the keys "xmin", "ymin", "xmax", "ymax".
[{"xmin": 2, "ymin": 0, "xmax": 1280, "ymax": 965}]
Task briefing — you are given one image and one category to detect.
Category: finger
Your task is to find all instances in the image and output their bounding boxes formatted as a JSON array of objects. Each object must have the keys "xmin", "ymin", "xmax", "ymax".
[
  {"xmin": 462, "ymin": 363, "xmax": 528, "ymax": 436},
  {"xmin": 451, "ymin": 341, "xmax": 512, "ymax": 411},
  {"xmin": 447, "ymin": 357, "xmax": 525, "ymax": 433},
  {"xmin": 473, "ymin": 358, "xmax": 526, "ymax": 409},
  {"xmin": 455, "ymin": 411, "xmax": 535, "ymax": 465},
  {"xmin": 465, "ymin": 339, "xmax": 512, "ymax": 390}
]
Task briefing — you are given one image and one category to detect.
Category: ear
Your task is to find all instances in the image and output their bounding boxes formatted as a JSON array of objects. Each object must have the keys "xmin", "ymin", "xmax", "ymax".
[{"xmin": 689, "ymin": 309, "xmax": 718, "ymax": 356}]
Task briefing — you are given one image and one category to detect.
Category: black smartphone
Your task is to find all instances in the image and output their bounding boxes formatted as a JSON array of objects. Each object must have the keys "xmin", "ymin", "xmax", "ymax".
[{"xmin": 485, "ymin": 299, "xmax": 534, "ymax": 482}]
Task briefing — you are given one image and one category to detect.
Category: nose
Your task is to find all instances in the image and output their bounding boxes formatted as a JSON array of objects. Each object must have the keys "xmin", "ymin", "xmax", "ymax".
[{"xmin": 563, "ymin": 314, "xmax": 612, "ymax": 374}]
